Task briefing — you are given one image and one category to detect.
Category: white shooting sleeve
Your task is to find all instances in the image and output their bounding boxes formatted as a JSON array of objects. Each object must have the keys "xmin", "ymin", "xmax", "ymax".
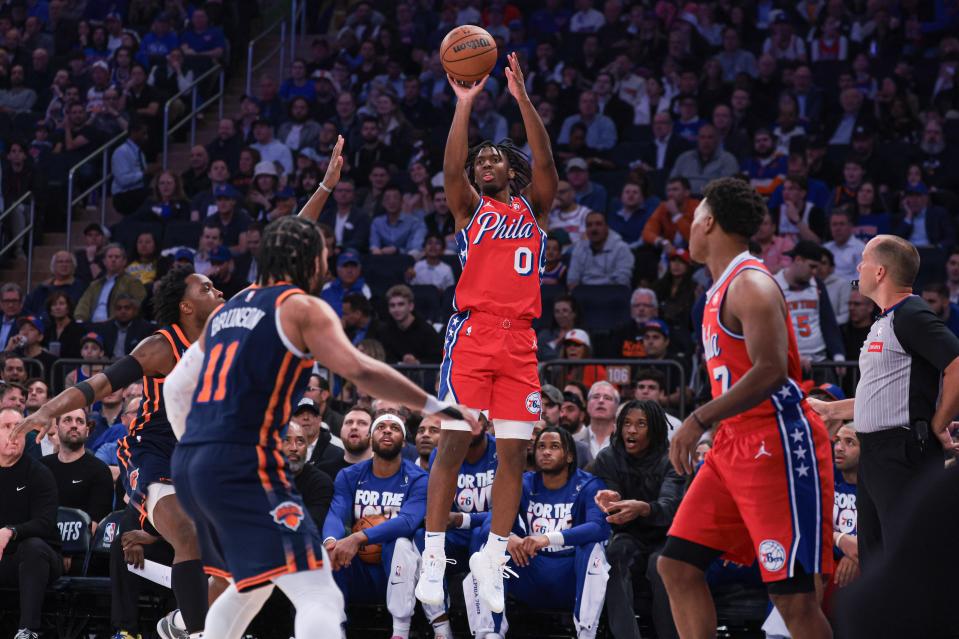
[{"xmin": 164, "ymin": 341, "xmax": 204, "ymax": 440}]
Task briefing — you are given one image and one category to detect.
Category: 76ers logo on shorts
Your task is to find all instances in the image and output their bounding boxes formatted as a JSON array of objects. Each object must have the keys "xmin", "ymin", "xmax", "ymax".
[
  {"xmin": 270, "ymin": 501, "xmax": 305, "ymax": 531},
  {"xmin": 758, "ymin": 539, "xmax": 786, "ymax": 572},
  {"xmin": 525, "ymin": 391, "xmax": 542, "ymax": 416}
]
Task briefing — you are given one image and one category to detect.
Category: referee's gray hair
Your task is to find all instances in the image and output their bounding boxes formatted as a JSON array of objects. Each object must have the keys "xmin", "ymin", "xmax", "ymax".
[
  {"xmin": 871, "ymin": 235, "xmax": 919, "ymax": 287},
  {"xmin": 631, "ymin": 287, "xmax": 658, "ymax": 307}
]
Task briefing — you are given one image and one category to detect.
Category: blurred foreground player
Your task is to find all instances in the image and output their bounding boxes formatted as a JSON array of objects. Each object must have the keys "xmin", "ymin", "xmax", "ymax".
[
  {"xmin": 163, "ymin": 214, "xmax": 476, "ymax": 638},
  {"xmin": 16, "ymin": 266, "xmax": 224, "ymax": 639},
  {"xmin": 417, "ymin": 52, "xmax": 559, "ymax": 615},
  {"xmin": 658, "ymin": 178, "xmax": 834, "ymax": 638}
]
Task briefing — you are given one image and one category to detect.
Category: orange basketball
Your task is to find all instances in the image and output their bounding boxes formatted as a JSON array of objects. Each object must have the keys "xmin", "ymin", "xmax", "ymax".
[
  {"xmin": 352, "ymin": 513, "xmax": 388, "ymax": 565},
  {"xmin": 440, "ymin": 25, "xmax": 498, "ymax": 84}
]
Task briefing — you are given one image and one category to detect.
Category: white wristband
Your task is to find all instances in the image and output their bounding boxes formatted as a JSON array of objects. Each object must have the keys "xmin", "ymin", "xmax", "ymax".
[
  {"xmin": 424, "ymin": 394, "xmax": 450, "ymax": 415},
  {"xmin": 545, "ymin": 531, "xmax": 565, "ymax": 547},
  {"xmin": 458, "ymin": 513, "xmax": 471, "ymax": 529},
  {"xmin": 319, "ymin": 181, "xmax": 332, "ymax": 193}
]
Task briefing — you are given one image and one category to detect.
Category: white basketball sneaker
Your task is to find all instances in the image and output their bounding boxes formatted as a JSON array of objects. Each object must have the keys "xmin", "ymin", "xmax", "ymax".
[
  {"xmin": 415, "ymin": 550, "xmax": 455, "ymax": 606},
  {"xmin": 468, "ymin": 551, "xmax": 517, "ymax": 614}
]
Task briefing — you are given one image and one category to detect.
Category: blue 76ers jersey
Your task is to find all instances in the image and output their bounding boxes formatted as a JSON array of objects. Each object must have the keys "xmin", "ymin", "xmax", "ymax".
[
  {"xmin": 519, "ymin": 468, "xmax": 609, "ymax": 556},
  {"xmin": 430, "ymin": 434, "xmax": 498, "ymax": 514},
  {"xmin": 181, "ymin": 284, "xmax": 314, "ymax": 447}
]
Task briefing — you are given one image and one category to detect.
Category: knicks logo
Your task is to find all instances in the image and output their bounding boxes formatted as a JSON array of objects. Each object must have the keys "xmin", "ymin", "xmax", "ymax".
[
  {"xmin": 270, "ymin": 501, "xmax": 305, "ymax": 531},
  {"xmin": 129, "ymin": 468, "xmax": 139, "ymax": 491},
  {"xmin": 525, "ymin": 391, "xmax": 542, "ymax": 415}
]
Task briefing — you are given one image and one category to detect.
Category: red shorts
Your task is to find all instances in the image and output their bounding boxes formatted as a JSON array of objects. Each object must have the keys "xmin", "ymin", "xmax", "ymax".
[
  {"xmin": 669, "ymin": 402, "xmax": 834, "ymax": 583},
  {"xmin": 438, "ymin": 310, "xmax": 541, "ymax": 421}
]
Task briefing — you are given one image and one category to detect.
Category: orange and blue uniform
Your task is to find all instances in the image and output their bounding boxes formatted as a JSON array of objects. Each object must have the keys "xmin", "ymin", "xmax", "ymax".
[
  {"xmin": 439, "ymin": 194, "xmax": 547, "ymax": 421},
  {"xmin": 172, "ymin": 283, "xmax": 322, "ymax": 591},
  {"xmin": 668, "ymin": 252, "xmax": 834, "ymax": 583},
  {"xmin": 117, "ymin": 324, "xmax": 191, "ymax": 519}
]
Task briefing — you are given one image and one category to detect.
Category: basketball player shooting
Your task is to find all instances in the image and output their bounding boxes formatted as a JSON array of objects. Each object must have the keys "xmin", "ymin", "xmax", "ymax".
[
  {"xmin": 415, "ymin": 52, "xmax": 558, "ymax": 614},
  {"xmin": 655, "ymin": 178, "xmax": 834, "ymax": 639}
]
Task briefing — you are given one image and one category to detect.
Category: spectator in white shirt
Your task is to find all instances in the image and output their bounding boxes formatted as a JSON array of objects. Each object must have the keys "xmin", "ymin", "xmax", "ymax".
[
  {"xmin": 409, "ymin": 234, "xmax": 455, "ymax": 291},
  {"xmin": 823, "ymin": 209, "xmax": 866, "ymax": 282},
  {"xmin": 570, "ymin": 0, "xmax": 606, "ymax": 33},
  {"xmin": 548, "ymin": 181, "xmax": 592, "ymax": 246},
  {"xmin": 250, "ymin": 118, "xmax": 293, "ymax": 175}
]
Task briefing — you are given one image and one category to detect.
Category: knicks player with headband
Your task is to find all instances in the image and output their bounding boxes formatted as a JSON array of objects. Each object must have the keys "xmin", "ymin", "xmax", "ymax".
[
  {"xmin": 657, "ymin": 178, "xmax": 834, "ymax": 639},
  {"xmin": 415, "ymin": 52, "xmax": 558, "ymax": 614}
]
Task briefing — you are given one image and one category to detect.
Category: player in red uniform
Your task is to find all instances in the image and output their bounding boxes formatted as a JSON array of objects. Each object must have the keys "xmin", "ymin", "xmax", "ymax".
[
  {"xmin": 415, "ymin": 52, "xmax": 558, "ymax": 614},
  {"xmin": 657, "ymin": 178, "xmax": 834, "ymax": 638}
]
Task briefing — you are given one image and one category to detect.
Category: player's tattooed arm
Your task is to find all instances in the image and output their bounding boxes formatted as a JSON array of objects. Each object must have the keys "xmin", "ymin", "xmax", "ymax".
[
  {"xmin": 507, "ymin": 52, "xmax": 557, "ymax": 226},
  {"xmin": 298, "ymin": 135, "xmax": 345, "ymax": 223},
  {"xmin": 444, "ymin": 73, "xmax": 485, "ymax": 228},
  {"xmin": 14, "ymin": 333, "xmax": 175, "ymax": 442}
]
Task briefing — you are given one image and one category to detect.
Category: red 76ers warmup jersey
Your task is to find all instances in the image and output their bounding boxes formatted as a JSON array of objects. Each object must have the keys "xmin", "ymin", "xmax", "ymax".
[{"xmin": 453, "ymin": 194, "xmax": 548, "ymax": 321}]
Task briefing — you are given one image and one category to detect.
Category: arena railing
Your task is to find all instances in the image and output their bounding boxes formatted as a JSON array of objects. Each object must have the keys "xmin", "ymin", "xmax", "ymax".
[
  {"xmin": 161, "ymin": 64, "xmax": 225, "ymax": 170},
  {"xmin": 245, "ymin": 16, "xmax": 287, "ymax": 97},
  {"xmin": 50, "ymin": 358, "xmax": 114, "ymax": 395},
  {"xmin": 0, "ymin": 191, "xmax": 35, "ymax": 290},
  {"xmin": 808, "ymin": 360, "xmax": 861, "ymax": 395},
  {"xmin": 289, "ymin": 0, "xmax": 307, "ymax": 64},
  {"xmin": 539, "ymin": 358, "xmax": 688, "ymax": 418},
  {"xmin": 64, "ymin": 131, "xmax": 127, "ymax": 251}
]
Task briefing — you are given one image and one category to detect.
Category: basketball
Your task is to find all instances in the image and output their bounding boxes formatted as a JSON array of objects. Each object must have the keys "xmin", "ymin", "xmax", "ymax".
[
  {"xmin": 440, "ymin": 25, "xmax": 498, "ymax": 84},
  {"xmin": 352, "ymin": 513, "xmax": 388, "ymax": 564}
]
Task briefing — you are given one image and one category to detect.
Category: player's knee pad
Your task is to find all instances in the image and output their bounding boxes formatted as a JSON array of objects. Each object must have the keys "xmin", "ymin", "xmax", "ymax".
[
  {"xmin": 204, "ymin": 582, "xmax": 274, "ymax": 639},
  {"xmin": 492, "ymin": 419, "xmax": 535, "ymax": 439},
  {"xmin": 386, "ymin": 538, "xmax": 418, "ymax": 620}
]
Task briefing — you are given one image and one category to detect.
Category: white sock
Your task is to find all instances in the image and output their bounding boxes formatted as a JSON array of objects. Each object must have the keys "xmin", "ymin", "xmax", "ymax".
[
  {"xmin": 204, "ymin": 583, "xmax": 273, "ymax": 639},
  {"xmin": 392, "ymin": 617, "xmax": 411, "ymax": 638},
  {"xmin": 433, "ymin": 619, "xmax": 453, "ymax": 637},
  {"xmin": 424, "ymin": 531, "xmax": 446, "ymax": 553},
  {"xmin": 483, "ymin": 533, "xmax": 509, "ymax": 558}
]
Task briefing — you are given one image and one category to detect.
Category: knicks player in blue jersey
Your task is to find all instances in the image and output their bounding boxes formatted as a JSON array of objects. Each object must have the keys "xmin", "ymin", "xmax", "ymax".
[
  {"xmin": 321, "ymin": 412, "xmax": 437, "ymax": 639},
  {"xmin": 17, "ymin": 265, "xmax": 224, "ymax": 639},
  {"xmin": 162, "ymin": 178, "xmax": 476, "ymax": 637},
  {"xmin": 464, "ymin": 427, "xmax": 610, "ymax": 639}
]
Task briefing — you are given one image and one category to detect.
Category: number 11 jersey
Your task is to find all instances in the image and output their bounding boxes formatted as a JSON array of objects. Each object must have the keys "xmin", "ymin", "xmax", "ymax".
[{"xmin": 453, "ymin": 194, "xmax": 547, "ymax": 321}]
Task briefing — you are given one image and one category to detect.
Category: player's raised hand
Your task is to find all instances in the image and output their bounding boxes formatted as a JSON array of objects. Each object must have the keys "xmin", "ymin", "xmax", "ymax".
[
  {"xmin": 321, "ymin": 134, "xmax": 345, "ymax": 190},
  {"xmin": 13, "ymin": 408, "xmax": 54, "ymax": 444},
  {"xmin": 504, "ymin": 51, "xmax": 528, "ymax": 102},
  {"xmin": 447, "ymin": 73, "xmax": 488, "ymax": 103}
]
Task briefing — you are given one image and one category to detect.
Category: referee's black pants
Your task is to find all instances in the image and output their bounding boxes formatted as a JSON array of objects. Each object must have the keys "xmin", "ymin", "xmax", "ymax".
[{"xmin": 857, "ymin": 427, "xmax": 942, "ymax": 570}]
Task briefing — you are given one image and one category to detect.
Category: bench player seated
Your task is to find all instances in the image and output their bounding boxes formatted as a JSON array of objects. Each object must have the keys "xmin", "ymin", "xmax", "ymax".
[
  {"xmin": 464, "ymin": 427, "xmax": 611, "ymax": 639},
  {"xmin": 322, "ymin": 412, "xmax": 447, "ymax": 639}
]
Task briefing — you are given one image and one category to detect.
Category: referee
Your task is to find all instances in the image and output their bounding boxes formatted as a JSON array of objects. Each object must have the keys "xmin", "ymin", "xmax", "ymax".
[{"xmin": 808, "ymin": 235, "xmax": 959, "ymax": 569}]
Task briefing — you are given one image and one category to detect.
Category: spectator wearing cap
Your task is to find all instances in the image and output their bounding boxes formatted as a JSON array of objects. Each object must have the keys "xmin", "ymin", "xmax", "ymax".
[
  {"xmin": 321, "ymin": 249, "xmax": 372, "ymax": 316},
  {"xmin": 85, "ymin": 60, "xmax": 113, "ymax": 111},
  {"xmin": 137, "ymin": 13, "xmax": 179, "ymax": 66},
  {"xmin": 180, "ymin": 145, "xmax": 211, "ymax": 199},
  {"xmin": 293, "ymin": 396, "xmax": 344, "ymax": 454},
  {"xmin": 774, "ymin": 241, "xmax": 845, "ymax": 376},
  {"xmin": 74, "ymin": 244, "xmax": 147, "ymax": 323},
  {"xmin": 564, "ymin": 157, "xmax": 607, "ymax": 214},
  {"xmin": 633, "ymin": 369, "xmax": 682, "ymax": 439},
  {"xmin": 0, "ymin": 407, "xmax": 62, "ymax": 639},
  {"xmin": 370, "ymin": 184, "xmax": 426, "ymax": 256},
  {"xmin": 277, "ymin": 96, "xmax": 322, "ymax": 153},
  {"xmin": 250, "ymin": 119, "xmax": 293, "ymax": 176},
  {"xmin": 193, "ymin": 222, "xmax": 223, "ymax": 277},
  {"xmin": 266, "ymin": 187, "xmax": 299, "ymax": 222},
  {"xmin": 559, "ymin": 329, "xmax": 607, "ymax": 390},
  {"xmin": 179, "ymin": 7, "xmax": 226, "ymax": 66},
  {"xmin": 207, "ymin": 246, "xmax": 246, "ymax": 300},
  {"xmin": 246, "ymin": 160, "xmax": 279, "ymax": 219},
  {"xmin": 557, "ymin": 390, "xmax": 593, "ymax": 467},
  {"xmin": 319, "ymin": 177, "xmax": 371, "ymax": 253},
  {"xmin": 540, "ymin": 384, "xmax": 564, "ymax": 428},
  {"xmin": 639, "ymin": 318, "xmax": 691, "ymax": 410},
  {"xmin": 110, "ymin": 121, "xmax": 150, "ymax": 216},
  {"xmin": 894, "ymin": 182, "xmax": 954, "ymax": 253},
  {"xmin": 920, "ymin": 283, "xmax": 959, "ymax": 339},
  {"xmin": 763, "ymin": 13, "xmax": 807, "ymax": 62},
  {"xmin": 64, "ymin": 332, "xmax": 106, "ymax": 389},
  {"xmin": 558, "ymin": 90, "xmax": 617, "ymax": 151},
  {"xmin": 4, "ymin": 316, "xmax": 56, "ymax": 385},
  {"xmin": 669, "ymin": 124, "xmax": 740, "ymax": 196},
  {"xmin": 824, "ymin": 209, "xmax": 867, "ymax": 282},
  {"xmin": 742, "ymin": 128, "xmax": 788, "ymax": 199},
  {"xmin": 378, "ymin": 285, "xmax": 441, "ymax": 365},
  {"xmin": 91, "ymin": 294, "xmax": 153, "ymax": 359},
  {"xmin": 567, "ymin": 211, "xmax": 634, "ymax": 288},
  {"xmin": 205, "ymin": 184, "xmax": 251, "ymax": 253},
  {"xmin": 189, "ymin": 158, "xmax": 232, "ymax": 220}
]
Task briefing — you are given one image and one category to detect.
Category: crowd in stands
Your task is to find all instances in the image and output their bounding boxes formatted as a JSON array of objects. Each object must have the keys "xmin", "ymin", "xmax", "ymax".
[{"xmin": 1, "ymin": 0, "xmax": 958, "ymax": 636}]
